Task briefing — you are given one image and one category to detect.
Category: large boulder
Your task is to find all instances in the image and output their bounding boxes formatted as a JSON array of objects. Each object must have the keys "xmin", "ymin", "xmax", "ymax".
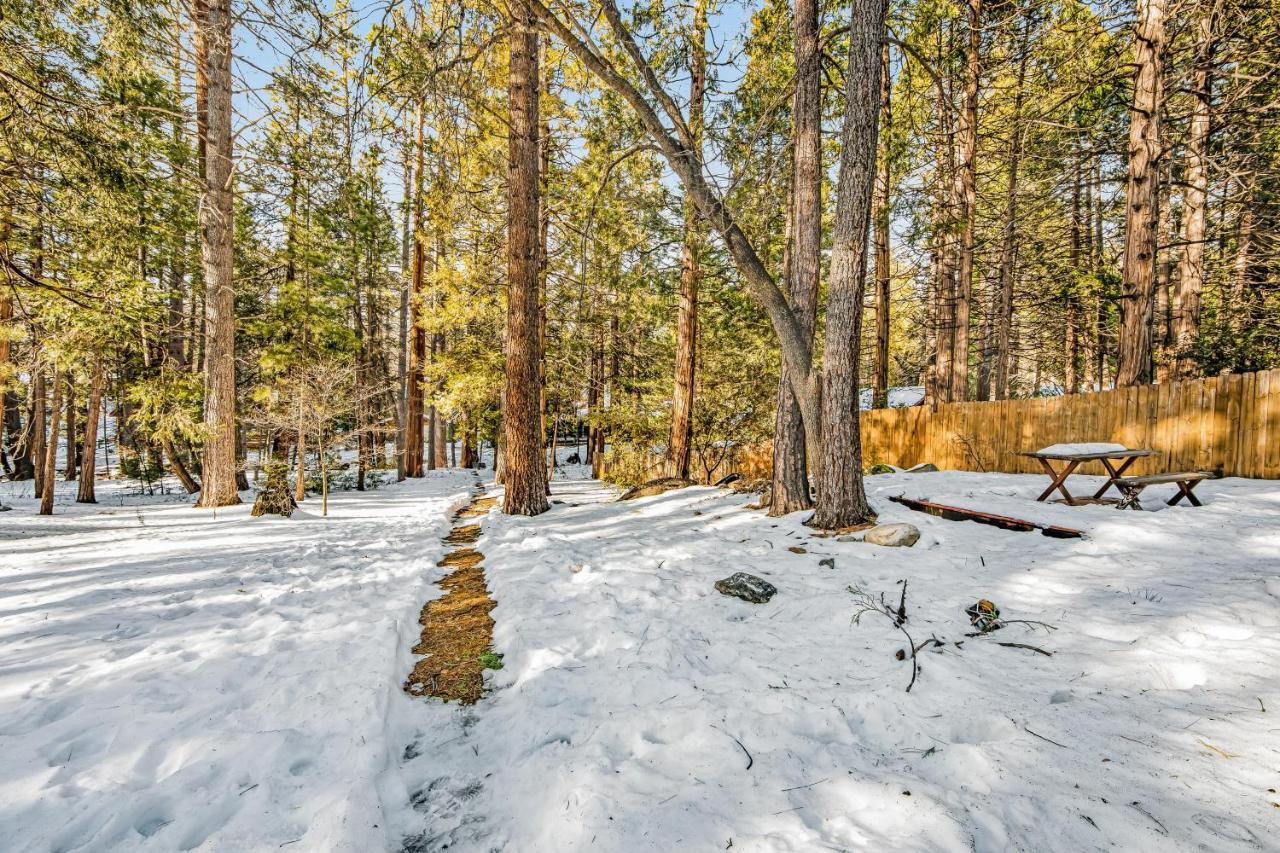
[
  {"xmin": 715, "ymin": 572, "xmax": 777, "ymax": 604},
  {"xmin": 863, "ymin": 523, "xmax": 920, "ymax": 547},
  {"xmin": 905, "ymin": 463, "xmax": 938, "ymax": 473},
  {"xmin": 618, "ymin": 477, "xmax": 694, "ymax": 501}
]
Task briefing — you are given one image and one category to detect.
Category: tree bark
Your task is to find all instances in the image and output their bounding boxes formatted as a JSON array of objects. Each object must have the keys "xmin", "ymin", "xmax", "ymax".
[
  {"xmin": 164, "ymin": 437, "xmax": 201, "ymax": 494},
  {"xmin": 1117, "ymin": 0, "xmax": 1166, "ymax": 387},
  {"xmin": 39, "ymin": 370, "xmax": 62, "ymax": 515},
  {"xmin": 769, "ymin": 0, "xmax": 820, "ymax": 516},
  {"xmin": 949, "ymin": 0, "xmax": 981, "ymax": 403},
  {"xmin": 872, "ymin": 40, "xmax": 892, "ymax": 410},
  {"xmin": 1173, "ymin": 3, "xmax": 1216, "ymax": 379},
  {"xmin": 503, "ymin": 0, "xmax": 550, "ymax": 516},
  {"xmin": 810, "ymin": 0, "xmax": 887, "ymax": 530},
  {"xmin": 196, "ymin": 0, "xmax": 240, "ymax": 506},
  {"xmin": 63, "ymin": 377, "xmax": 77, "ymax": 480},
  {"xmin": 405, "ymin": 100, "xmax": 427, "ymax": 478},
  {"xmin": 667, "ymin": 0, "xmax": 707, "ymax": 481},
  {"xmin": 76, "ymin": 361, "xmax": 104, "ymax": 503}
]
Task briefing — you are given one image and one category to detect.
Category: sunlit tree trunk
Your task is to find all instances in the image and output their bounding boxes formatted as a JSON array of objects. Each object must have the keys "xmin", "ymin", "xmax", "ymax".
[
  {"xmin": 1117, "ymin": 0, "xmax": 1166, "ymax": 387},
  {"xmin": 949, "ymin": 0, "xmax": 981, "ymax": 402},
  {"xmin": 1173, "ymin": 4, "xmax": 1217, "ymax": 379},
  {"xmin": 668, "ymin": 0, "xmax": 706, "ymax": 481},
  {"xmin": 406, "ymin": 100, "xmax": 427, "ymax": 477},
  {"xmin": 769, "ymin": 0, "xmax": 819, "ymax": 515},
  {"xmin": 196, "ymin": 0, "xmax": 240, "ymax": 506},
  {"xmin": 503, "ymin": 0, "xmax": 549, "ymax": 515},
  {"xmin": 811, "ymin": 0, "xmax": 887, "ymax": 530},
  {"xmin": 76, "ymin": 361, "xmax": 104, "ymax": 503},
  {"xmin": 39, "ymin": 370, "xmax": 62, "ymax": 515}
]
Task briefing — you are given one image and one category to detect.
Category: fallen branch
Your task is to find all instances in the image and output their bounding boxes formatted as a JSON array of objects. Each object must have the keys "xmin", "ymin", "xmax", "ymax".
[
  {"xmin": 1024, "ymin": 726, "xmax": 1068, "ymax": 748},
  {"xmin": 850, "ymin": 583, "xmax": 919, "ymax": 692}
]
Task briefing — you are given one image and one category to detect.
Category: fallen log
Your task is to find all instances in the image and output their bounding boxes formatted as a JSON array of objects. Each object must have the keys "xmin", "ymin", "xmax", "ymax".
[{"xmin": 888, "ymin": 495, "xmax": 1085, "ymax": 539}]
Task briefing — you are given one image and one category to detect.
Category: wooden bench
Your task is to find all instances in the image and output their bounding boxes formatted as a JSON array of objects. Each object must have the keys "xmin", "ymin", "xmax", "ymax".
[{"xmin": 1113, "ymin": 471, "xmax": 1212, "ymax": 510}]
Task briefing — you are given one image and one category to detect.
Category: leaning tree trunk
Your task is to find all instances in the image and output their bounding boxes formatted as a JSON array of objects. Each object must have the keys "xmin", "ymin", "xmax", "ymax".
[
  {"xmin": 1173, "ymin": 5, "xmax": 1216, "ymax": 379},
  {"xmin": 76, "ymin": 361, "xmax": 104, "ymax": 503},
  {"xmin": 769, "ymin": 0, "xmax": 821, "ymax": 516},
  {"xmin": 667, "ymin": 0, "xmax": 706, "ymax": 481},
  {"xmin": 1117, "ymin": 0, "xmax": 1166, "ymax": 387},
  {"xmin": 196, "ymin": 0, "xmax": 240, "ymax": 506},
  {"xmin": 39, "ymin": 370, "xmax": 63, "ymax": 516},
  {"xmin": 811, "ymin": 0, "xmax": 887, "ymax": 530},
  {"xmin": 502, "ymin": 0, "xmax": 549, "ymax": 516}
]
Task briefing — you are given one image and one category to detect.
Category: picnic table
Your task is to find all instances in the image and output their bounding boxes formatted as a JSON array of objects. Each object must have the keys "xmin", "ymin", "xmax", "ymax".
[{"xmin": 1021, "ymin": 445, "xmax": 1159, "ymax": 505}]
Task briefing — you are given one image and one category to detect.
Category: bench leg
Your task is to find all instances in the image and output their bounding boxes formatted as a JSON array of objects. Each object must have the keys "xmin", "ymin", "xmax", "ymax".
[
  {"xmin": 1167, "ymin": 480, "xmax": 1203, "ymax": 507},
  {"xmin": 1116, "ymin": 485, "xmax": 1144, "ymax": 510}
]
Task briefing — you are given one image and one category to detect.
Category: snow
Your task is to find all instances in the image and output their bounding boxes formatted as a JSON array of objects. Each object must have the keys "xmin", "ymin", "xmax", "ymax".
[
  {"xmin": 860, "ymin": 385, "xmax": 925, "ymax": 409},
  {"xmin": 390, "ymin": 471, "xmax": 1279, "ymax": 852},
  {"xmin": 1035, "ymin": 442, "xmax": 1131, "ymax": 456},
  {"xmin": 4, "ymin": 466, "xmax": 1278, "ymax": 852},
  {"xmin": 0, "ymin": 470, "xmax": 477, "ymax": 852}
]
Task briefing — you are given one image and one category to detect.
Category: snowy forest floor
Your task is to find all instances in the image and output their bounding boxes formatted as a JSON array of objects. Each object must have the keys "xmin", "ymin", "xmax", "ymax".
[{"xmin": 2, "ymin": 467, "xmax": 1278, "ymax": 852}]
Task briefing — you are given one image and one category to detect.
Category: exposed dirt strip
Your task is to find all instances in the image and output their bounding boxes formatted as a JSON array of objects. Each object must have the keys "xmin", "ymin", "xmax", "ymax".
[{"xmin": 405, "ymin": 494, "xmax": 499, "ymax": 704}]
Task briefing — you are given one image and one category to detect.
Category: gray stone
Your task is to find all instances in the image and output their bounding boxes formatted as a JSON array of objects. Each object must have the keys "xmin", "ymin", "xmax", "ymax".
[
  {"xmin": 863, "ymin": 523, "xmax": 920, "ymax": 547},
  {"xmin": 715, "ymin": 572, "xmax": 777, "ymax": 604},
  {"xmin": 0, "ymin": 503, "xmax": 11, "ymax": 512},
  {"xmin": 818, "ymin": 557, "xmax": 835, "ymax": 570},
  {"xmin": 867, "ymin": 463, "xmax": 896, "ymax": 475},
  {"xmin": 905, "ymin": 463, "xmax": 938, "ymax": 473}
]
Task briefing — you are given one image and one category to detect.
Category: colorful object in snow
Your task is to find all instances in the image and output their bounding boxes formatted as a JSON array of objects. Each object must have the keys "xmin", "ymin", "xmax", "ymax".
[{"xmin": 966, "ymin": 599, "xmax": 1001, "ymax": 632}]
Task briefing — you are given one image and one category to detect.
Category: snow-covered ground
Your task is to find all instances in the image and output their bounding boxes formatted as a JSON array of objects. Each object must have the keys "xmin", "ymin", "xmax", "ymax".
[
  {"xmin": 0, "ymin": 470, "xmax": 477, "ymax": 852},
  {"xmin": 391, "ymin": 471, "xmax": 1279, "ymax": 852},
  {"xmin": 3, "ymin": 467, "xmax": 1277, "ymax": 852}
]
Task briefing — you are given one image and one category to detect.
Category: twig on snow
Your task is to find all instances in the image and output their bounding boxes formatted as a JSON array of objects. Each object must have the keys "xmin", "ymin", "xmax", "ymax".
[
  {"xmin": 780, "ymin": 778, "xmax": 828, "ymax": 792},
  {"xmin": 1024, "ymin": 726, "xmax": 1068, "ymax": 748},
  {"xmin": 996, "ymin": 642, "xmax": 1053, "ymax": 656},
  {"xmin": 712, "ymin": 725, "xmax": 754, "ymax": 770}
]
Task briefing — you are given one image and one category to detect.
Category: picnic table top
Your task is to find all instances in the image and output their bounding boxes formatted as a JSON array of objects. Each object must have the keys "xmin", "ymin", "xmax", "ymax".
[{"xmin": 1020, "ymin": 448, "xmax": 1159, "ymax": 462}]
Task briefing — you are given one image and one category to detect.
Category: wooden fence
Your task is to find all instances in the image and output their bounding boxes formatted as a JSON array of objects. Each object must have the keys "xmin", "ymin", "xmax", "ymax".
[
  {"xmin": 668, "ymin": 367, "xmax": 1280, "ymax": 483},
  {"xmin": 860, "ymin": 367, "xmax": 1280, "ymax": 479}
]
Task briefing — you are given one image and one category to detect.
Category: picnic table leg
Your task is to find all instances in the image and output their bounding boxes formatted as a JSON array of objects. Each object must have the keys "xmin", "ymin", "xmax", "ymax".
[
  {"xmin": 1035, "ymin": 458, "xmax": 1081, "ymax": 504},
  {"xmin": 1093, "ymin": 456, "xmax": 1140, "ymax": 501},
  {"xmin": 1116, "ymin": 484, "xmax": 1144, "ymax": 510},
  {"xmin": 1168, "ymin": 480, "xmax": 1204, "ymax": 507}
]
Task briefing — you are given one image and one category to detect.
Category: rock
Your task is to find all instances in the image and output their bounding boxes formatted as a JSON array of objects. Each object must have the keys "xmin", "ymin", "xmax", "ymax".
[
  {"xmin": 905, "ymin": 463, "xmax": 938, "ymax": 473},
  {"xmin": 819, "ymin": 557, "xmax": 835, "ymax": 570},
  {"xmin": 787, "ymin": 546, "xmax": 807, "ymax": 554},
  {"xmin": 867, "ymin": 463, "xmax": 896, "ymax": 475},
  {"xmin": 713, "ymin": 472, "xmax": 741, "ymax": 487},
  {"xmin": 715, "ymin": 572, "xmax": 777, "ymax": 604},
  {"xmin": 250, "ymin": 463, "xmax": 296, "ymax": 518},
  {"xmin": 565, "ymin": 452, "xmax": 581, "ymax": 464},
  {"xmin": 618, "ymin": 477, "xmax": 694, "ymax": 501},
  {"xmin": 863, "ymin": 523, "xmax": 920, "ymax": 547},
  {"xmin": 0, "ymin": 503, "xmax": 11, "ymax": 512}
]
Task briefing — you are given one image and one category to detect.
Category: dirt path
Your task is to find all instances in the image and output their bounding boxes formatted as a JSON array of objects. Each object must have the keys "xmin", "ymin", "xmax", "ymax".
[{"xmin": 404, "ymin": 493, "xmax": 499, "ymax": 704}]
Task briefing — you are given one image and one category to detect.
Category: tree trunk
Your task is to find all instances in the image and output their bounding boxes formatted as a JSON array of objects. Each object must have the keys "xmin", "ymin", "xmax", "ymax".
[
  {"xmin": 164, "ymin": 437, "xmax": 201, "ymax": 494},
  {"xmin": 769, "ymin": 0, "xmax": 820, "ymax": 516},
  {"xmin": 668, "ymin": 0, "xmax": 706, "ymax": 481},
  {"xmin": 1173, "ymin": 4, "xmax": 1216, "ymax": 379},
  {"xmin": 1117, "ymin": 0, "xmax": 1165, "ymax": 387},
  {"xmin": 31, "ymin": 372, "xmax": 46, "ymax": 498},
  {"xmin": 39, "ymin": 370, "xmax": 62, "ymax": 515},
  {"xmin": 405, "ymin": 100, "xmax": 426, "ymax": 477},
  {"xmin": 396, "ymin": 142, "xmax": 412, "ymax": 482},
  {"xmin": 810, "ymin": 0, "xmax": 887, "ymax": 530},
  {"xmin": 77, "ymin": 361, "xmax": 104, "ymax": 503},
  {"xmin": 872, "ymin": 40, "xmax": 892, "ymax": 410},
  {"xmin": 196, "ymin": 0, "xmax": 240, "ymax": 506},
  {"xmin": 0, "ymin": 277, "xmax": 34, "ymax": 479},
  {"xmin": 503, "ymin": 0, "xmax": 549, "ymax": 516},
  {"xmin": 295, "ymin": 421, "xmax": 306, "ymax": 502},
  {"xmin": 949, "ymin": 0, "xmax": 981, "ymax": 403},
  {"xmin": 64, "ymin": 377, "xmax": 77, "ymax": 481}
]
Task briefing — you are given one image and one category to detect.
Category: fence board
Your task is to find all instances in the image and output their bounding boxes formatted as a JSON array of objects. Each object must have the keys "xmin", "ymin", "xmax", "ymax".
[{"xmin": 852, "ymin": 368, "xmax": 1280, "ymax": 480}]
